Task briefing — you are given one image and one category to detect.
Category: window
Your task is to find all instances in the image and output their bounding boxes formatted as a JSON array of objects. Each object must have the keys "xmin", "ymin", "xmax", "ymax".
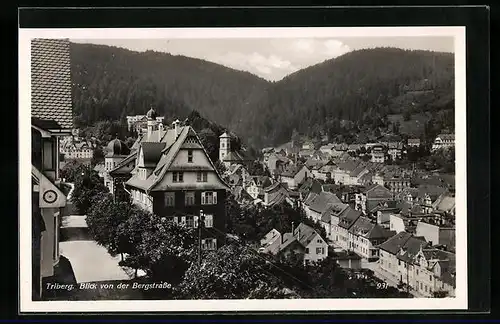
[
  {"xmin": 201, "ymin": 238, "xmax": 217, "ymax": 250},
  {"xmin": 429, "ymin": 275, "xmax": 432, "ymax": 281},
  {"xmin": 202, "ymin": 192, "xmax": 217, "ymax": 205},
  {"xmin": 197, "ymin": 171, "xmax": 208, "ymax": 182},
  {"xmin": 188, "ymin": 149, "xmax": 193, "ymax": 163},
  {"xmin": 204, "ymin": 214, "xmax": 214, "ymax": 228},
  {"xmin": 424, "ymin": 285, "xmax": 428, "ymax": 292},
  {"xmin": 317, "ymin": 239, "xmax": 322, "ymax": 243},
  {"xmin": 185, "ymin": 192, "xmax": 195, "ymax": 206},
  {"xmin": 316, "ymin": 247, "xmax": 323, "ymax": 254},
  {"xmin": 186, "ymin": 216, "xmax": 194, "ymax": 228},
  {"xmin": 221, "ymin": 143, "xmax": 225, "ymax": 148},
  {"xmin": 416, "ymin": 269, "xmax": 419, "ymax": 275},
  {"xmin": 305, "ymin": 248, "xmax": 309, "ymax": 254},
  {"xmin": 173, "ymin": 172, "xmax": 184, "ymax": 183},
  {"xmin": 165, "ymin": 192, "xmax": 175, "ymax": 207}
]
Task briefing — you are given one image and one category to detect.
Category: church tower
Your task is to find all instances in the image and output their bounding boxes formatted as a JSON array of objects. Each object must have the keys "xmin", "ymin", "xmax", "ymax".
[
  {"xmin": 146, "ymin": 106, "xmax": 158, "ymax": 139},
  {"xmin": 219, "ymin": 132, "xmax": 230, "ymax": 163}
]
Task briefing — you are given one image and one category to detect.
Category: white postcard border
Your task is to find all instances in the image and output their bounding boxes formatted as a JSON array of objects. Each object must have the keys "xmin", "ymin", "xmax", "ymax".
[{"xmin": 19, "ymin": 26, "xmax": 467, "ymax": 312}]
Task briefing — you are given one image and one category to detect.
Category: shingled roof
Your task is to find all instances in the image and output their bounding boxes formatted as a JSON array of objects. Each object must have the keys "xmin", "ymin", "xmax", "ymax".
[{"xmin": 31, "ymin": 39, "xmax": 73, "ymax": 131}]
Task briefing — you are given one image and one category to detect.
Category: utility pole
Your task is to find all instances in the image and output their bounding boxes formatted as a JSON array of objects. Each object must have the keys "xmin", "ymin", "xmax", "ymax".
[{"xmin": 198, "ymin": 209, "xmax": 205, "ymax": 267}]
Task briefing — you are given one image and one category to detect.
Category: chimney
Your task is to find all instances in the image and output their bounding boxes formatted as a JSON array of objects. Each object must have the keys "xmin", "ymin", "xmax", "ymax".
[
  {"xmin": 291, "ymin": 222, "xmax": 295, "ymax": 236},
  {"xmin": 296, "ymin": 228, "xmax": 300, "ymax": 240},
  {"xmin": 172, "ymin": 119, "xmax": 180, "ymax": 139}
]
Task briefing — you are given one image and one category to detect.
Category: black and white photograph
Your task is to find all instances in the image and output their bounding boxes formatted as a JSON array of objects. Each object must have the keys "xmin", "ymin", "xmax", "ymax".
[{"xmin": 20, "ymin": 26, "xmax": 467, "ymax": 312}]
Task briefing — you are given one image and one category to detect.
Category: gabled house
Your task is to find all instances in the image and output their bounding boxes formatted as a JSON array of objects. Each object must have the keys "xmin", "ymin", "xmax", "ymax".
[
  {"xmin": 279, "ymin": 164, "xmax": 311, "ymax": 190},
  {"xmin": 304, "ymin": 191, "xmax": 342, "ymax": 223},
  {"xmin": 263, "ymin": 182, "xmax": 289, "ymax": 207},
  {"xmin": 348, "ymin": 216, "xmax": 395, "ymax": 261},
  {"xmin": 413, "ymin": 247, "xmax": 456, "ymax": 297},
  {"xmin": 378, "ymin": 232, "xmax": 429, "ymax": 292},
  {"xmin": 298, "ymin": 178, "xmax": 323, "ymax": 201},
  {"xmin": 354, "ymin": 184, "xmax": 394, "ymax": 215},
  {"xmin": 431, "ymin": 133, "xmax": 455, "ymax": 151},
  {"xmin": 330, "ymin": 206, "xmax": 362, "ymax": 251},
  {"xmin": 260, "ymin": 223, "xmax": 329, "ymax": 265},
  {"xmin": 30, "ymin": 38, "xmax": 73, "ymax": 299},
  {"xmin": 125, "ymin": 119, "xmax": 230, "ymax": 251},
  {"xmin": 371, "ymin": 144, "xmax": 386, "ymax": 163},
  {"xmin": 245, "ymin": 175, "xmax": 272, "ymax": 200}
]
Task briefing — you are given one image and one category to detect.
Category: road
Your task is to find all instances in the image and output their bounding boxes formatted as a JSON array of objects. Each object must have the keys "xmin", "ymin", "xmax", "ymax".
[{"xmin": 60, "ymin": 204, "xmax": 131, "ymax": 283}]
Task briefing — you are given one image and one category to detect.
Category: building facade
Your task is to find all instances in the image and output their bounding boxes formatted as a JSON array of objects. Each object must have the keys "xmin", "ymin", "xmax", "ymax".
[
  {"xmin": 30, "ymin": 38, "xmax": 73, "ymax": 299},
  {"xmin": 125, "ymin": 118, "xmax": 230, "ymax": 250}
]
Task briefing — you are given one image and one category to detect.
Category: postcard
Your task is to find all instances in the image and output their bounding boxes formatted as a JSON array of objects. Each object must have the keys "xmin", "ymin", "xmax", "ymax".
[{"xmin": 19, "ymin": 25, "xmax": 467, "ymax": 312}]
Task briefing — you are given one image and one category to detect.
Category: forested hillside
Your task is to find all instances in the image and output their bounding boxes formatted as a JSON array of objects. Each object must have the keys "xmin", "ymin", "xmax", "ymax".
[
  {"xmin": 71, "ymin": 44, "xmax": 455, "ymax": 150},
  {"xmin": 238, "ymin": 48, "xmax": 455, "ymax": 148},
  {"xmin": 70, "ymin": 43, "xmax": 270, "ymax": 129}
]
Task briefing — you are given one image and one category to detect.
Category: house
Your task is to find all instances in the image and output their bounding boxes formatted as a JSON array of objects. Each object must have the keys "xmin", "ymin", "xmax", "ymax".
[
  {"xmin": 413, "ymin": 247, "xmax": 456, "ymax": 297},
  {"xmin": 317, "ymin": 162, "xmax": 337, "ymax": 181},
  {"xmin": 382, "ymin": 173, "xmax": 412, "ymax": 193},
  {"xmin": 319, "ymin": 143, "xmax": 335, "ymax": 155},
  {"xmin": 30, "ymin": 38, "xmax": 73, "ymax": 299},
  {"xmin": 103, "ymin": 137, "xmax": 131, "ymax": 194},
  {"xmin": 347, "ymin": 144, "xmax": 361, "ymax": 153},
  {"xmin": 432, "ymin": 133, "xmax": 455, "ymax": 151},
  {"xmin": 303, "ymin": 191, "xmax": 342, "ymax": 223},
  {"xmin": 371, "ymin": 144, "xmax": 386, "ymax": 163},
  {"xmin": 415, "ymin": 220, "xmax": 455, "ymax": 250},
  {"xmin": 378, "ymin": 232, "xmax": 429, "ymax": 290},
  {"xmin": 125, "ymin": 119, "xmax": 230, "ymax": 251},
  {"xmin": 245, "ymin": 175, "xmax": 272, "ymax": 200},
  {"xmin": 265, "ymin": 153, "xmax": 292, "ymax": 177},
  {"xmin": 372, "ymin": 200, "xmax": 401, "ymax": 228},
  {"xmin": 347, "ymin": 164, "xmax": 370, "ymax": 186},
  {"xmin": 348, "ymin": 216, "xmax": 395, "ymax": 261},
  {"xmin": 331, "ymin": 143, "xmax": 348, "ymax": 157},
  {"xmin": 387, "ymin": 142, "xmax": 404, "ymax": 161},
  {"xmin": 263, "ymin": 182, "xmax": 289, "ymax": 207},
  {"xmin": 407, "ymin": 138, "xmax": 421, "ymax": 147},
  {"xmin": 298, "ymin": 149, "xmax": 315, "ymax": 159},
  {"xmin": 60, "ymin": 139, "xmax": 94, "ymax": 160},
  {"xmin": 279, "ymin": 164, "xmax": 311, "ymax": 190},
  {"xmin": 298, "ymin": 178, "xmax": 323, "ymax": 201},
  {"xmin": 219, "ymin": 132, "xmax": 253, "ymax": 169},
  {"xmin": 432, "ymin": 191, "xmax": 456, "ymax": 216},
  {"xmin": 260, "ymin": 223, "xmax": 329, "ymax": 265},
  {"xmin": 330, "ymin": 206, "xmax": 362, "ymax": 251},
  {"xmin": 302, "ymin": 141, "xmax": 315, "ymax": 150},
  {"xmin": 333, "ymin": 160, "xmax": 361, "ymax": 185},
  {"xmin": 332, "ymin": 250, "xmax": 362, "ymax": 269},
  {"xmin": 354, "ymin": 184, "xmax": 394, "ymax": 215},
  {"xmin": 108, "ymin": 151, "xmax": 137, "ymax": 202},
  {"xmin": 126, "ymin": 114, "xmax": 165, "ymax": 135}
]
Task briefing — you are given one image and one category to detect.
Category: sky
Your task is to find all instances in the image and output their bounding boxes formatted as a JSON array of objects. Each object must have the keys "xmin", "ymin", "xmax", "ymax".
[{"xmin": 71, "ymin": 37, "xmax": 454, "ymax": 81}]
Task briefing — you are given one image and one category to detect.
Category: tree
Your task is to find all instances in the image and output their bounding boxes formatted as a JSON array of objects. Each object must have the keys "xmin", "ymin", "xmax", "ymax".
[
  {"xmin": 70, "ymin": 167, "xmax": 109, "ymax": 214},
  {"xmin": 175, "ymin": 243, "xmax": 287, "ymax": 299},
  {"xmin": 91, "ymin": 146, "xmax": 105, "ymax": 166},
  {"xmin": 128, "ymin": 219, "xmax": 198, "ymax": 285},
  {"xmin": 60, "ymin": 160, "xmax": 87, "ymax": 182},
  {"xmin": 403, "ymin": 110, "xmax": 412, "ymax": 121},
  {"xmin": 198, "ymin": 128, "xmax": 219, "ymax": 163},
  {"xmin": 86, "ymin": 192, "xmax": 130, "ymax": 254}
]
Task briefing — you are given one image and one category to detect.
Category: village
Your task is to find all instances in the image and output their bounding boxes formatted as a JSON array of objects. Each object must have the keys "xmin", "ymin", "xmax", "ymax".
[{"xmin": 32, "ymin": 38, "xmax": 456, "ymax": 301}]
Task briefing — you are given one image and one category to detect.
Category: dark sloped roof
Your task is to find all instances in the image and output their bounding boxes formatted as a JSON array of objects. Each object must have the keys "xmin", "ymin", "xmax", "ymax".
[
  {"xmin": 109, "ymin": 152, "xmax": 138, "ymax": 175},
  {"xmin": 308, "ymin": 192, "xmax": 342, "ymax": 213},
  {"xmin": 141, "ymin": 142, "xmax": 166, "ymax": 167},
  {"xmin": 337, "ymin": 207, "xmax": 362, "ymax": 229},
  {"xmin": 293, "ymin": 223, "xmax": 320, "ymax": 246},
  {"xmin": 378, "ymin": 232, "xmax": 412, "ymax": 254},
  {"xmin": 397, "ymin": 236, "xmax": 428, "ymax": 263},
  {"xmin": 31, "ymin": 39, "xmax": 73, "ymax": 130}
]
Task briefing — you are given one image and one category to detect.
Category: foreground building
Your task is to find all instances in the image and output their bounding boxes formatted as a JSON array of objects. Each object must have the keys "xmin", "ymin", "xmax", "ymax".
[
  {"xmin": 125, "ymin": 113, "xmax": 230, "ymax": 250},
  {"xmin": 259, "ymin": 223, "xmax": 329, "ymax": 265},
  {"xmin": 31, "ymin": 38, "xmax": 73, "ymax": 299}
]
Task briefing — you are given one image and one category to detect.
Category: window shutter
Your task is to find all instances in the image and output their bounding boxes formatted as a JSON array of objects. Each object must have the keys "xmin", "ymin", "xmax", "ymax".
[
  {"xmin": 194, "ymin": 216, "xmax": 198, "ymax": 228},
  {"xmin": 213, "ymin": 192, "xmax": 217, "ymax": 204},
  {"xmin": 181, "ymin": 216, "xmax": 186, "ymax": 225},
  {"xmin": 201, "ymin": 192, "xmax": 205, "ymax": 205}
]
